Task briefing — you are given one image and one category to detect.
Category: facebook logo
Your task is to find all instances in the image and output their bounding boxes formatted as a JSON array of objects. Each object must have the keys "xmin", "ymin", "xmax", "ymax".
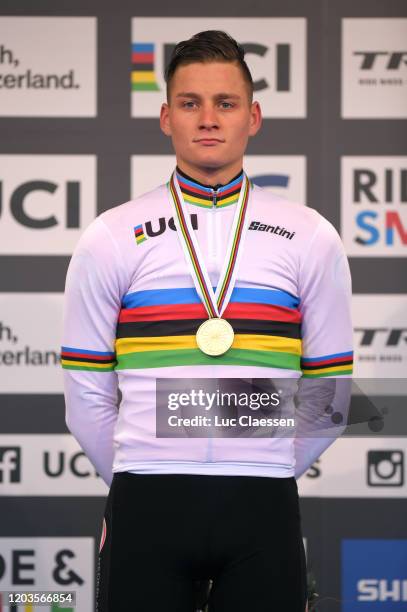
[{"xmin": 0, "ymin": 447, "xmax": 21, "ymax": 483}]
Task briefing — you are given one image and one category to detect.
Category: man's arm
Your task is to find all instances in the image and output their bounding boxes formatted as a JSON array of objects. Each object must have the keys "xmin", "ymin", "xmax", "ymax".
[
  {"xmin": 294, "ymin": 215, "xmax": 353, "ymax": 479},
  {"xmin": 61, "ymin": 216, "xmax": 129, "ymax": 487}
]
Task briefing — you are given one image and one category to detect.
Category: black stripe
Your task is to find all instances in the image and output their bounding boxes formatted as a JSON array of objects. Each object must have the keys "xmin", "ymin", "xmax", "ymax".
[
  {"xmin": 132, "ymin": 63, "xmax": 154, "ymax": 71},
  {"xmin": 116, "ymin": 319, "xmax": 301, "ymax": 339},
  {"xmin": 61, "ymin": 355, "xmax": 116, "ymax": 365},
  {"xmin": 301, "ymin": 359, "xmax": 353, "ymax": 370}
]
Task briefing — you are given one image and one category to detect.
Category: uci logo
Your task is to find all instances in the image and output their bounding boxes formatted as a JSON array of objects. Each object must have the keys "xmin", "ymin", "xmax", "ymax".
[
  {"xmin": 134, "ymin": 213, "xmax": 198, "ymax": 245},
  {"xmin": 130, "ymin": 19, "xmax": 306, "ymax": 119},
  {"xmin": 0, "ymin": 180, "xmax": 80, "ymax": 228}
]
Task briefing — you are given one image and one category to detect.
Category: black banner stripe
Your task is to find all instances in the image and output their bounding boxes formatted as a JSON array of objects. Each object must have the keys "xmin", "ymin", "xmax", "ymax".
[
  {"xmin": 61, "ymin": 355, "xmax": 116, "ymax": 365},
  {"xmin": 132, "ymin": 63, "xmax": 154, "ymax": 71},
  {"xmin": 116, "ymin": 319, "xmax": 301, "ymax": 339}
]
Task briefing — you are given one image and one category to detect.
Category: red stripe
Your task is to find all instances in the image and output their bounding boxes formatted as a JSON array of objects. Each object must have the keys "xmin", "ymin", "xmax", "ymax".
[
  {"xmin": 120, "ymin": 303, "xmax": 206, "ymax": 322},
  {"xmin": 225, "ymin": 302, "xmax": 301, "ymax": 322},
  {"xmin": 132, "ymin": 52, "xmax": 154, "ymax": 63},
  {"xmin": 119, "ymin": 302, "xmax": 301, "ymax": 323},
  {"xmin": 302, "ymin": 356, "xmax": 353, "ymax": 368},
  {"xmin": 61, "ymin": 351, "xmax": 114, "ymax": 361},
  {"xmin": 178, "ymin": 178, "xmax": 242, "ymax": 198}
]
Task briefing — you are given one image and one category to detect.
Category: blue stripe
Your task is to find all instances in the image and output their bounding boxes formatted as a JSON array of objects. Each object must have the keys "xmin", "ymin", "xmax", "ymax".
[
  {"xmin": 176, "ymin": 171, "xmax": 244, "ymax": 194},
  {"xmin": 122, "ymin": 287, "xmax": 300, "ymax": 309},
  {"xmin": 61, "ymin": 346, "xmax": 115, "ymax": 357},
  {"xmin": 132, "ymin": 43, "xmax": 154, "ymax": 52},
  {"xmin": 301, "ymin": 351, "xmax": 354, "ymax": 363}
]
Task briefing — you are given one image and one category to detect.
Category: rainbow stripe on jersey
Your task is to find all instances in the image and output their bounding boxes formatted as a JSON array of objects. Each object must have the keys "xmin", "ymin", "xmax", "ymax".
[
  {"xmin": 300, "ymin": 351, "xmax": 353, "ymax": 377},
  {"xmin": 176, "ymin": 168, "xmax": 244, "ymax": 208},
  {"xmin": 60, "ymin": 290, "xmax": 353, "ymax": 375},
  {"xmin": 60, "ymin": 347, "xmax": 116, "ymax": 371},
  {"xmin": 115, "ymin": 286, "xmax": 302, "ymax": 370}
]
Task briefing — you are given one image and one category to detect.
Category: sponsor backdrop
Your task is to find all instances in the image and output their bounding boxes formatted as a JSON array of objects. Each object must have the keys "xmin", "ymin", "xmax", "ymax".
[{"xmin": 0, "ymin": 0, "xmax": 406, "ymax": 610}]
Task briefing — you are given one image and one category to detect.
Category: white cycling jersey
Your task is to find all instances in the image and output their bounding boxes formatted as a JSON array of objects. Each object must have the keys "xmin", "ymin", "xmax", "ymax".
[{"xmin": 61, "ymin": 167, "xmax": 353, "ymax": 486}]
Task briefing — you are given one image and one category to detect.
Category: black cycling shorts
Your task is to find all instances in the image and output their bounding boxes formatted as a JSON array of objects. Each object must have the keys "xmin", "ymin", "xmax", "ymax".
[{"xmin": 96, "ymin": 472, "xmax": 307, "ymax": 611}]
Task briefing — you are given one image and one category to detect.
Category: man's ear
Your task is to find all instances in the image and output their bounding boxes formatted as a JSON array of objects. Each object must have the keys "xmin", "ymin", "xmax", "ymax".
[
  {"xmin": 248, "ymin": 101, "xmax": 262, "ymax": 137},
  {"xmin": 160, "ymin": 103, "xmax": 171, "ymax": 136}
]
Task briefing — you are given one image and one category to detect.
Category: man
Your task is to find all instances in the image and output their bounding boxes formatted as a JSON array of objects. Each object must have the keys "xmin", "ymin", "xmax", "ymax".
[{"xmin": 61, "ymin": 30, "xmax": 353, "ymax": 611}]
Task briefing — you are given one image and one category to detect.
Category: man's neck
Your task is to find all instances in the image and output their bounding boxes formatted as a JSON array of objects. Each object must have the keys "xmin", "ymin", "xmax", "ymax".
[{"xmin": 176, "ymin": 159, "xmax": 243, "ymax": 187}]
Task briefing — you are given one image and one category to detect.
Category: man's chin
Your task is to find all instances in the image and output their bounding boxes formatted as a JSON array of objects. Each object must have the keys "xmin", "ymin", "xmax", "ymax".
[{"xmin": 192, "ymin": 155, "xmax": 228, "ymax": 170}]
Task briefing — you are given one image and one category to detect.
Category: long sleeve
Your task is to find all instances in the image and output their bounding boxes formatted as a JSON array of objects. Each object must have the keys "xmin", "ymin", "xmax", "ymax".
[
  {"xmin": 61, "ymin": 216, "xmax": 130, "ymax": 487},
  {"xmin": 294, "ymin": 216, "xmax": 353, "ymax": 479}
]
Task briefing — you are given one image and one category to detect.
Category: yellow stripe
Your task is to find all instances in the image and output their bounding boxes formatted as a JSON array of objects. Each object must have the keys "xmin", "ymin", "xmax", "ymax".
[
  {"xmin": 216, "ymin": 193, "xmax": 239, "ymax": 205},
  {"xmin": 303, "ymin": 364, "xmax": 352, "ymax": 375},
  {"xmin": 233, "ymin": 334, "xmax": 301, "ymax": 354},
  {"xmin": 131, "ymin": 71, "xmax": 156, "ymax": 84},
  {"xmin": 183, "ymin": 193, "xmax": 210, "ymax": 205},
  {"xmin": 61, "ymin": 359, "xmax": 113, "ymax": 369},
  {"xmin": 183, "ymin": 192, "xmax": 238, "ymax": 206},
  {"xmin": 115, "ymin": 334, "xmax": 301, "ymax": 355},
  {"xmin": 116, "ymin": 335, "xmax": 197, "ymax": 353}
]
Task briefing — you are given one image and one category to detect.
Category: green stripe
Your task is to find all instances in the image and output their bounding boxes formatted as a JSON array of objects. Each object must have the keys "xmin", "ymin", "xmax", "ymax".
[
  {"xmin": 301, "ymin": 368, "xmax": 353, "ymax": 378},
  {"xmin": 61, "ymin": 364, "xmax": 116, "ymax": 372},
  {"xmin": 115, "ymin": 348, "xmax": 300, "ymax": 370},
  {"xmin": 131, "ymin": 82, "xmax": 160, "ymax": 91}
]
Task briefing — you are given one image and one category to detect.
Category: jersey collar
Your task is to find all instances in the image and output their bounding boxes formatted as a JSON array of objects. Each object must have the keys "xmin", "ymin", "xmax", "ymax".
[{"xmin": 175, "ymin": 166, "xmax": 244, "ymax": 209}]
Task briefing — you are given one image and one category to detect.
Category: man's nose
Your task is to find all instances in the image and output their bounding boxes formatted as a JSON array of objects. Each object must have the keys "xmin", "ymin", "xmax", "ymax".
[{"xmin": 198, "ymin": 105, "xmax": 219, "ymax": 129}]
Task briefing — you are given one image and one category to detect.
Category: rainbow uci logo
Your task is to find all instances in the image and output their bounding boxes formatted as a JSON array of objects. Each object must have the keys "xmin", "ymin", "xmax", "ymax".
[
  {"xmin": 131, "ymin": 43, "xmax": 160, "ymax": 91},
  {"xmin": 134, "ymin": 224, "xmax": 147, "ymax": 245}
]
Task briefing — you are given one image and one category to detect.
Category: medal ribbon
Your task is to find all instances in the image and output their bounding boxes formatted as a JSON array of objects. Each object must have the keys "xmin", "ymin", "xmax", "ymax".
[{"xmin": 168, "ymin": 171, "xmax": 251, "ymax": 319}]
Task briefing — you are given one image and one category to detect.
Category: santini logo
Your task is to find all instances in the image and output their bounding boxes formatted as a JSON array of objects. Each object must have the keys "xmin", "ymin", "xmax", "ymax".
[{"xmin": 249, "ymin": 220, "xmax": 295, "ymax": 240}]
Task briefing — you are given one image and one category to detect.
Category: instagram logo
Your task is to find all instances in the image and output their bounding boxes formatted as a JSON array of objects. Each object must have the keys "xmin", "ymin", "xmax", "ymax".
[
  {"xmin": 367, "ymin": 450, "xmax": 404, "ymax": 487},
  {"xmin": 0, "ymin": 447, "xmax": 21, "ymax": 483}
]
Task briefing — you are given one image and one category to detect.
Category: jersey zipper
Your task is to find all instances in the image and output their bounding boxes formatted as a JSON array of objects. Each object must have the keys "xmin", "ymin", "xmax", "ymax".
[
  {"xmin": 207, "ymin": 188, "xmax": 220, "ymax": 262},
  {"xmin": 205, "ymin": 188, "xmax": 221, "ymax": 463}
]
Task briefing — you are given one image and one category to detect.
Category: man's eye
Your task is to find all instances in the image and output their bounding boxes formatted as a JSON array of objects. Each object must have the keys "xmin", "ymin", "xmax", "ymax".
[
  {"xmin": 183, "ymin": 101, "xmax": 197, "ymax": 108},
  {"xmin": 220, "ymin": 101, "xmax": 233, "ymax": 109}
]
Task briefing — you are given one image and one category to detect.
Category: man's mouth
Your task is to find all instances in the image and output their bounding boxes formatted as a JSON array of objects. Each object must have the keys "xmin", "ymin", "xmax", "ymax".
[{"xmin": 194, "ymin": 138, "xmax": 224, "ymax": 145}]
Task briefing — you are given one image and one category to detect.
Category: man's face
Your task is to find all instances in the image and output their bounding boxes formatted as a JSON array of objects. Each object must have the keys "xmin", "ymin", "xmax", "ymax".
[{"xmin": 160, "ymin": 61, "xmax": 262, "ymax": 173}]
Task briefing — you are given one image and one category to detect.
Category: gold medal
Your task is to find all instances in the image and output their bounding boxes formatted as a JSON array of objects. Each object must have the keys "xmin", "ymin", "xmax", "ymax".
[{"xmin": 196, "ymin": 318, "xmax": 234, "ymax": 356}]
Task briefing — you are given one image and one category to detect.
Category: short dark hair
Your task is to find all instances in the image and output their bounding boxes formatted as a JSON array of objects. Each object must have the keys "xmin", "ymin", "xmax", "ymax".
[{"xmin": 164, "ymin": 30, "xmax": 253, "ymax": 103}]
